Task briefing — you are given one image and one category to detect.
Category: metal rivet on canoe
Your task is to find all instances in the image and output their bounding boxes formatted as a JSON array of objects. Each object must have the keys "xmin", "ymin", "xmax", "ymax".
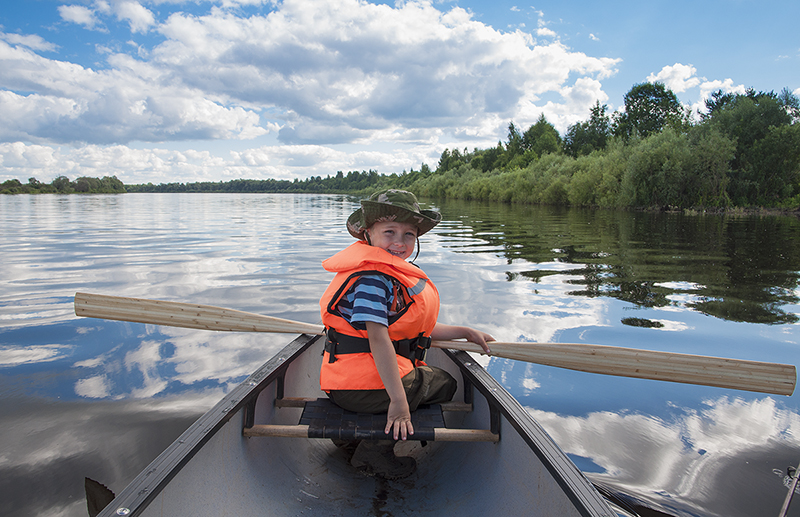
[{"xmin": 115, "ymin": 509, "xmax": 131, "ymax": 516}]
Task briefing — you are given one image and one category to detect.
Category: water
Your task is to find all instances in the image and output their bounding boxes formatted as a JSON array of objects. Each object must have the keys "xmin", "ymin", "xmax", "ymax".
[{"xmin": 1, "ymin": 193, "xmax": 800, "ymax": 517}]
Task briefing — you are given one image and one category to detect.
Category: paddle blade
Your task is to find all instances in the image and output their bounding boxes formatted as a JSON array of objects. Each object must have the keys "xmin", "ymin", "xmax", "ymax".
[
  {"xmin": 85, "ymin": 478, "xmax": 115, "ymax": 517},
  {"xmin": 432, "ymin": 340, "xmax": 796, "ymax": 396},
  {"xmin": 74, "ymin": 292, "xmax": 324, "ymax": 335}
]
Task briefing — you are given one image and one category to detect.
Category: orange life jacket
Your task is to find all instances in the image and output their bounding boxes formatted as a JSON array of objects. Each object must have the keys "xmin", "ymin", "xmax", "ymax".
[{"xmin": 319, "ymin": 241, "xmax": 440, "ymax": 391}]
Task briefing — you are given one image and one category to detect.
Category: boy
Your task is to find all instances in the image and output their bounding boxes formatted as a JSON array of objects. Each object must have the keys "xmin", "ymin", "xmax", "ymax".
[{"xmin": 319, "ymin": 189, "xmax": 493, "ymax": 478}]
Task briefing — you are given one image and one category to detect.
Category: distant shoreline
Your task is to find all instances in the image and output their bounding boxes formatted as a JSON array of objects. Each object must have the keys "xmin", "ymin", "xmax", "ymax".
[{"xmin": 4, "ymin": 182, "xmax": 799, "ymax": 218}]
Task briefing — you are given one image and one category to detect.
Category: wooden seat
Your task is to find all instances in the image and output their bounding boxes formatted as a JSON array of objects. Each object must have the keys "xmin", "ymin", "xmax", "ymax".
[{"xmin": 243, "ymin": 397, "xmax": 498, "ymax": 443}]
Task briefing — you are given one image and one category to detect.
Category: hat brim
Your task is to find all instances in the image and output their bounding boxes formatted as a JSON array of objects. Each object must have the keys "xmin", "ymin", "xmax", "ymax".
[{"xmin": 347, "ymin": 202, "xmax": 441, "ymax": 240}]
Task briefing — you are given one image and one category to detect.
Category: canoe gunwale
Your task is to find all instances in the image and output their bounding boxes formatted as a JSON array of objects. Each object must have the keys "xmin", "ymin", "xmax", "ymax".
[{"xmin": 96, "ymin": 333, "xmax": 319, "ymax": 517}]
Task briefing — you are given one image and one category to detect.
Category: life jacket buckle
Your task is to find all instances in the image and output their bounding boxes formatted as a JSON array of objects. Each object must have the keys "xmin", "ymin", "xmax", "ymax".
[
  {"xmin": 324, "ymin": 328, "xmax": 339, "ymax": 363},
  {"xmin": 414, "ymin": 334, "xmax": 432, "ymax": 362}
]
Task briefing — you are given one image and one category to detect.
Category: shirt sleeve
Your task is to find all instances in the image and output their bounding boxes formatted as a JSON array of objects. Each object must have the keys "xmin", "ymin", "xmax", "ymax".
[{"xmin": 347, "ymin": 275, "xmax": 393, "ymax": 329}]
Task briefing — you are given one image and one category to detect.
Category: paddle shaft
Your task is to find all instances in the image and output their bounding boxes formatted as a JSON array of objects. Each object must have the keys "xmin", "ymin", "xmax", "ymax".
[{"xmin": 74, "ymin": 292, "xmax": 796, "ymax": 396}]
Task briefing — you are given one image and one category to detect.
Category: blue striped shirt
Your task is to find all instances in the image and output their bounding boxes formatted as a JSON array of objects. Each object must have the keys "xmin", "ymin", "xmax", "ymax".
[{"xmin": 337, "ymin": 275, "xmax": 395, "ymax": 330}]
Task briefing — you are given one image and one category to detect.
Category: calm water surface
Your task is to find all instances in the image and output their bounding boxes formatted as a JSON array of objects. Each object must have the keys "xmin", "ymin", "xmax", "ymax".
[{"xmin": 2, "ymin": 193, "xmax": 800, "ymax": 517}]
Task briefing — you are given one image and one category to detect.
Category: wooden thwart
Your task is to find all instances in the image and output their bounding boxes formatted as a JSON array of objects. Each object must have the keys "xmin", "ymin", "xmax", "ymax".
[
  {"xmin": 243, "ymin": 424, "xmax": 499, "ymax": 442},
  {"xmin": 244, "ymin": 398, "xmax": 499, "ymax": 443}
]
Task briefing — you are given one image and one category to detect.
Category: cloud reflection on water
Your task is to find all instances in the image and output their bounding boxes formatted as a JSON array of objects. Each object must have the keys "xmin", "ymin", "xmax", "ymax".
[
  {"xmin": 527, "ymin": 395, "xmax": 800, "ymax": 516},
  {"xmin": 0, "ymin": 344, "xmax": 72, "ymax": 367},
  {"xmin": 68, "ymin": 324, "xmax": 294, "ymax": 400}
]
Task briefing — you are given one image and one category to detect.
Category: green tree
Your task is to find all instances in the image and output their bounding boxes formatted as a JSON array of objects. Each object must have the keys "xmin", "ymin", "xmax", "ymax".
[
  {"xmin": 472, "ymin": 143, "xmax": 504, "ymax": 172},
  {"xmin": 522, "ymin": 114, "xmax": 562, "ymax": 156},
  {"xmin": 75, "ymin": 176, "xmax": 100, "ymax": 192},
  {"xmin": 438, "ymin": 148, "xmax": 468, "ymax": 173},
  {"xmin": 52, "ymin": 176, "xmax": 72, "ymax": 193},
  {"xmin": 99, "ymin": 176, "xmax": 126, "ymax": 193},
  {"xmin": 778, "ymin": 87, "xmax": 800, "ymax": 122},
  {"xmin": 704, "ymin": 90, "xmax": 796, "ymax": 205},
  {"xmin": 684, "ymin": 126, "xmax": 735, "ymax": 207},
  {"xmin": 619, "ymin": 127, "xmax": 735, "ymax": 208},
  {"xmin": 564, "ymin": 101, "xmax": 611, "ymax": 157},
  {"xmin": 747, "ymin": 124, "xmax": 800, "ymax": 205},
  {"xmin": 613, "ymin": 82, "xmax": 683, "ymax": 139},
  {"xmin": 701, "ymin": 89, "xmax": 737, "ymax": 120},
  {"xmin": 506, "ymin": 122, "xmax": 523, "ymax": 156},
  {"xmin": 1, "ymin": 179, "xmax": 24, "ymax": 194}
]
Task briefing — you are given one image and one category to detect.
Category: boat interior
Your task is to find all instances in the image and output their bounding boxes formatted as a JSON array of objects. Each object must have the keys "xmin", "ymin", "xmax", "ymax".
[{"xmin": 113, "ymin": 334, "xmax": 613, "ymax": 517}]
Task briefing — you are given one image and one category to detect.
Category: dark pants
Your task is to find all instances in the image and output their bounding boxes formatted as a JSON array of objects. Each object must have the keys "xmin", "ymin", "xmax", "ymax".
[{"xmin": 327, "ymin": 365, "xmax": 457, "ymax": 414}]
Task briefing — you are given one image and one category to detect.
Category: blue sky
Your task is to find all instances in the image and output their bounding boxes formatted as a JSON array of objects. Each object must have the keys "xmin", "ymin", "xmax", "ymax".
[{"xmin": 0, "ymin": 0, "xmax": 797, "ymax": 184}]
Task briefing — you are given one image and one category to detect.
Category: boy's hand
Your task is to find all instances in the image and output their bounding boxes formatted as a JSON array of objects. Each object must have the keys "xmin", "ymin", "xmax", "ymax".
[
  {"xmin": 386, "ymin": 399, "xmax": 414, "ymax": 440},
  {"xmin": 431, "ymin": 323, "xmax": 495, "ymax": 354},
  {"xmin": 462, "ymin": 327, "xmax": 495, "ymax": 355}
]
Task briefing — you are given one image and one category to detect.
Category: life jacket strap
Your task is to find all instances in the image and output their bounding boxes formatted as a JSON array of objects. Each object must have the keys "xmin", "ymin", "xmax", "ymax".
[{"xmin": 324, "ymin": 327, "xmax": 431, "ymax": 363}]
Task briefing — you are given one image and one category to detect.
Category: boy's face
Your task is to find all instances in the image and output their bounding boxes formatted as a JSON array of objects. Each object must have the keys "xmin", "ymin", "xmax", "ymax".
[{"xmin": 366, "ymin": 220, "xmax": 418, "ymax": 260}]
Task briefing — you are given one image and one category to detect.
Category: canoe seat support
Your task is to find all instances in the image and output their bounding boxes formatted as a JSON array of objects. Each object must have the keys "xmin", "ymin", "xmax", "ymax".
[
  {"xmin": 462, "ymin": 374, "xmax": 501, "ymax": 436},
  {"xmin": 243, "ymin": 397, "xmax": 499, "ymax": 443}
]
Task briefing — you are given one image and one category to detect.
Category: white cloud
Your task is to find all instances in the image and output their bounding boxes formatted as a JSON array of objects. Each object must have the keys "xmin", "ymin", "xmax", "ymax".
[
  {"xmin": 645, "ymin": 63, "xmax": 748, "ymax": 119},
  {"xmin": 535, "ymin": 17, "xmax": 557, "ymax": 38},
  {"xmin": 58, "ymin": 5, "xmax": 100, "ymax": 29},
  {"xmin": 647, "ymin": 63, "xmax": 702, "ymax": 93},
  {"xmin": 0, "ymin": 139, "xmax": 442, "ymax": 184},
  {"xmin": 1, "ymin": 0, "xmax": 623, "ymax": 183},
  {"xmin": 696, "ymin": 78, "xmax": 747, "ymax": 104},
  {"xmin": 115, "ymin": 1, "xmax": 156, "ymax": 33},
  {"xmin": 218, "ymin": 0, "xmax": 270, "ymax": 7},
  {"xmin": 94, "ymin": 1, "xmax": 112, "ymax": 16},
  {"xmin": 0, "ymin": 141, "xmax": 60, "ymax": 169},
  {"xmin": 689, "ymin": 78, "xmax": 747, "ymax": 117},
  {"xmin": 536, "ymin": 26, "xmax": 557, "ymax": 38},
  {"xmin": 135, "ymin": 0, "xmax": 617, "ymax": 139},
  {"xmin": 0, "ymin": 32, "xmax": 58, "ymax": 52},
  {"xmin": 0, "ymin": 40, "xmax": 266, "ymax": 145}
]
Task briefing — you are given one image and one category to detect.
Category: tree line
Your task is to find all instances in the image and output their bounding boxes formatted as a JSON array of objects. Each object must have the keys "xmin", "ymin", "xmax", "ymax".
[
  {"xmin": 4, "ymin": 82, "xmax": 799, "ymax": 209},
  {"xmin": 124, "ymin": 170, "xmax": 387, "ymax": 193},
  {"xmin": 412, "ymin": 83, "xmax": 800, "ymax": 209},
  {"xmin": 1, "ymin": 175, "xmax": 126, "ymax": 194}
]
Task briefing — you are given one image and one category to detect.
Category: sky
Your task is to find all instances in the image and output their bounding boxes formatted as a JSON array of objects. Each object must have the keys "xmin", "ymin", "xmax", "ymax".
[{"xmin": 0, "ymin": 0, "xmax": 798, "ymax": 185}]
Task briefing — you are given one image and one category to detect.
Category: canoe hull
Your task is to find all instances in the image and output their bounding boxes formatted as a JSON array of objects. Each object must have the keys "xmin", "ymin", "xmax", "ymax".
[{"xmin": 97, "ymin": 334, "xmax": 615, "ymax": 517}]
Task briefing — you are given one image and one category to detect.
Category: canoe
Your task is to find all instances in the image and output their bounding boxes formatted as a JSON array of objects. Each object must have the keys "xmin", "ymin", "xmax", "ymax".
[{"xmin": 94, "ymin": 333, "xmax": 617, "ymax": 517}]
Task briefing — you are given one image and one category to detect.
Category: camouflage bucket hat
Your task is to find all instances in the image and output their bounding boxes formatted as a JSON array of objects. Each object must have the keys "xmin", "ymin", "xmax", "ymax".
[{"xmin": 347, "ymin": 189, "xmax": 442, "ymax": 240}]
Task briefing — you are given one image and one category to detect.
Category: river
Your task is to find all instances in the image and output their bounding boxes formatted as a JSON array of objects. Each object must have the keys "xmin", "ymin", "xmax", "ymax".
[{"xmin": 1, "ymin": 193, "xmax": 800, "ymax": 516}]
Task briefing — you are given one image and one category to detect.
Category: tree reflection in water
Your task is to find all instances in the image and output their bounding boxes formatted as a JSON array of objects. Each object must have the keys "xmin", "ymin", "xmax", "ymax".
[{"xmin": 439, "ymin": 200, "xmax": 800, "ymax": 325}]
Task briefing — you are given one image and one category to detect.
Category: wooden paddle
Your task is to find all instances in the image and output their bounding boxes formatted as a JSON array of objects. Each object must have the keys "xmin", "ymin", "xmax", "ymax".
[{"xmin": 74, "ymin": 292, "xmax": 796, "ymax": 396}]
